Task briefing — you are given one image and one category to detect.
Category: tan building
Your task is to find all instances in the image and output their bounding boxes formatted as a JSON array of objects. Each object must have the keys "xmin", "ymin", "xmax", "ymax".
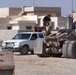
[
  {"xmin": 10, "ymin": 6, "xmax": 63, "ymax": 30},
  {"xmin": 0, "ymin": 7, "xmax": 22, "ymax": 17},
  {"xmin": 0, "ymin": 6, "xmax": 67, "ymax": 30},
  {"xmin": 70, "ymin": 11, "xmax": 76, "ymax": 22},
  {"xmin": 65, "ymin": 11, "xmax": 76, "ymax": 29},
  {"xmin": 0, "ymin": 7, "xmax": 22, "ymax": 30},
  {"xmin": 9, "ymin": 15, "xmax": 38, "ymax": 30},
  {"xmin": 23, "ymin": 6, "xmax": 61, "ymax": 17}
]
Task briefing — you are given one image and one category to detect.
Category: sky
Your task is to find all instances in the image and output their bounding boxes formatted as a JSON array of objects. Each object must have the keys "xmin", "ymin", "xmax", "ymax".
[{"xmin": 0, "ymin": 0, "xmax": 76, "ymax": 16}]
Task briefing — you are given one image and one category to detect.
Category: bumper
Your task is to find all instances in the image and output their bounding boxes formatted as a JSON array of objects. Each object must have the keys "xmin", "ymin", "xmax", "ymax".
[{"xmin": 2, "ymin": 46, "xmax": 22, "ymax": 52}]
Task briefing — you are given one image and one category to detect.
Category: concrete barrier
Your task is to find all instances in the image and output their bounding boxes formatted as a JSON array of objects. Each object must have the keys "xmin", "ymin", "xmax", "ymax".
[{"xmin": 0, "ymin": 51, "xmax": 15, "ymax": 75}]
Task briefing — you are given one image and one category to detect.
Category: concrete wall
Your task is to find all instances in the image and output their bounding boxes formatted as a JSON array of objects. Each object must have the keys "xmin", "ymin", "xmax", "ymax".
[
  {"xmin": 9, "ymin": 7, "xmax": 22, "ymax": 16},
  {"xmin": 10, "ymin": 15, "xmax": 38, "ymax": 30},
  {"xmin": 51, "ymin": 17, "xmax": 67, "ymax": 29},
  {"xmin": 50, "ymin": 17, "xmax": 58, "ymax": 29},
  {"xmin": 11, "ymin": 22, "xmax": 36, "ymax": 30},
  {"xmin": 0, "ymin": 18, "xmax": 11, "ymax": 30},
  {"xmin": 0, "ymin": 7, "xmax": 22, "ymax": 17},
  {"xmin": 73, "ymin": 14, "xmax": 76, "ymax": 21},
  {"xmin": 19, "ymin": 23, "xmax": 35, "ymax": 30},
  {"xmin": 0, "ymin": 30, "xmax": 30, "ymax": 41},
  {"xmin": 0, "ymin": 30, "xmax": 18, "ymax": 41},
  {"xmin": 38, "ymin": 16, "xmax": 67, "ymax": 29},
  {"xmin": 0, "ymin": 8, "xmax": 9, "ymax": 17},
  {"xmin": 24, "ymin": 7, "xmax": 61, "ymax": 17},
  {"xmin": 0, "ymin": 7, "xmax": 22, "ymax": 30},
  {"xmin": 58, "ymin": 17, "xmax": 67, "ymax": 29},
  {"xmin": 12, "ymin": 25, "xmax": 19, "ymax": 30}
]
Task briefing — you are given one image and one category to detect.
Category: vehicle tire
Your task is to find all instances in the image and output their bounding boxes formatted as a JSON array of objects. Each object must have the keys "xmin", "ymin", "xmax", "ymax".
[
  {"xmin": 67, "ymin": 41, "xmax": 76, "ymax": 58},
  {"xmin": 62, "ymin": 41, "xmax": 70, "ymax": 58},
  {"xmin": 37, "ymin": 43, "xmax": 51, "ymax": 57},
  {"xmin": 20, "ymin": 45, "xmax": 29, "ymax": 55}
]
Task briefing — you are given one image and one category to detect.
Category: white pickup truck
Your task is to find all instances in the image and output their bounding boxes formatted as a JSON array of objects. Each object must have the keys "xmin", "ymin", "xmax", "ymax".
[{"xmin": 2, "ymin": 32, "xmax": 44, "ymax": 55}]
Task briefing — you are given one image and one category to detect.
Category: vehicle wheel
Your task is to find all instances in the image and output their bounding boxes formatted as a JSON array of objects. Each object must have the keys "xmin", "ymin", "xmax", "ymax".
[
  {"xmin": 37, "ymin": 43, "xmax": 51, "ymax": 57},
  {"xmin": 67, "ymin": 41, "xmax": 76, "ymax": 58},
  {"xmin": 62, "ymin": 41, "xmax": 70, "ymax": 58},
  {"xmin": 20, "ymin": 45, "xmax": 29, "ymax": 55}
]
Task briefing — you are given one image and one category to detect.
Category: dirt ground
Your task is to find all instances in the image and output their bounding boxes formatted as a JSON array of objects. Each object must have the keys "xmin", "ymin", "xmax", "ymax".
[{"xmin": 14, "ymin": 53, "xmax": 76, "ymax": 75}]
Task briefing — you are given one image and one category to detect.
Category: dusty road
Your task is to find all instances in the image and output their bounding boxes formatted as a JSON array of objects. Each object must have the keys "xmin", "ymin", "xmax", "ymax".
[{"xmin": 14, "ymin": 53, "xmax": 76, "ymax": 75}]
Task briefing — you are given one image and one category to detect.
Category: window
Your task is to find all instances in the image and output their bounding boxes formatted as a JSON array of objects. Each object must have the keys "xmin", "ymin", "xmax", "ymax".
[
  {"xmin": 13, "ymin": 34, "xmax": 31, "ymax": 39},
  {"xmin": 26, "ymin": 26, "xmax": 32, "ymax": 30},
  {"xmin": 7, "ymin": 26, "xmax": 12, "ymax": 30},
  {"xmin": 38, "ymin": 33, "xmax": 44, "ymax": 38},
  {"xmin": 30, "ymin": 34, "xmax": 37, "ymax": 40}
]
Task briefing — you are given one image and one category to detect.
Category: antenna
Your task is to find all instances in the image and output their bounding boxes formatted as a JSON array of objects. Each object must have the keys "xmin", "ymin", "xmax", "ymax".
[
  {"xmin": 33, "ymin": 2, "xmax": 35, "ymax": 6},
  {"xmin": 71, "ymin": 0, "xmax": 74, "ymax": 22},
  {"xmin": 72, "ymin": 0, "xmax": 73, "ymax": 12}
]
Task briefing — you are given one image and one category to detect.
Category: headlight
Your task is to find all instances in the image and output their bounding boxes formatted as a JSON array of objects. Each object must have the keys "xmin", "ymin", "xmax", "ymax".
[
  {"xmin": 2, "ymin": 42, "xmax": 20, "ymax": 47},
  {"xmin": 8, "ymin": 42, "xmax": 20, "ymax": 46},
  {"xmin": 14, "ymin": 42, "xmax": 20, "ymax": 46}
]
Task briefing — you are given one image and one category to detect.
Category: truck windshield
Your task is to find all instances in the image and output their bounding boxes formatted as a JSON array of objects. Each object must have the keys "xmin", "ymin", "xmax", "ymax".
[{"xmin": 13, "ymin": 34, "xmax": 31, "ymax": 39}]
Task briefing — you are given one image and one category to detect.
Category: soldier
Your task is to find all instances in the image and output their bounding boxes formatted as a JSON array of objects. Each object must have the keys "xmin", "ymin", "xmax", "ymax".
[
  {"xmin": 45, "ymin": 22, "xmax": 51, "ymax": 35},
  {"xmin": 34, "ymin": 25, "xmax": 38, "ymax": 32}
]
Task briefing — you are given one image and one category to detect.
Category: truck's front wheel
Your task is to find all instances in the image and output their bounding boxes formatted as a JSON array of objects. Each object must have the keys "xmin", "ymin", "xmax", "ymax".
[{"xmin": 20, "ymin": 45, "xmax": 29, "ymax": 55}]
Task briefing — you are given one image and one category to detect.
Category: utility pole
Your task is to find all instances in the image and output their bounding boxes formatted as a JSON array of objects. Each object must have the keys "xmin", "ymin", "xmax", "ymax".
[
  {"xmin": 33, "ymin": 2, "xmax": 35, "ymax": 7},
  {"xmin": 71, "ymin": 0, "xmax": 74, "ymax": 29},
  {"xmin": 71, "ymin": 0, "xmax": 74, "ymax": 18},
  {"xmin": 72, "ymin": 0, "xmax": 73, "ymax": 12}
]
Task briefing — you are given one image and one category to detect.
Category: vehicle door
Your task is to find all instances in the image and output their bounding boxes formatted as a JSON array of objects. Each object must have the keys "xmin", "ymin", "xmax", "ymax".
[
  {"xmin": 29, "ymin": 33, "xmax": 38, "ymax": 49},
  {"xmin": 34, "ymin": 33, "xmax": 44, "ymax": 54}
]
